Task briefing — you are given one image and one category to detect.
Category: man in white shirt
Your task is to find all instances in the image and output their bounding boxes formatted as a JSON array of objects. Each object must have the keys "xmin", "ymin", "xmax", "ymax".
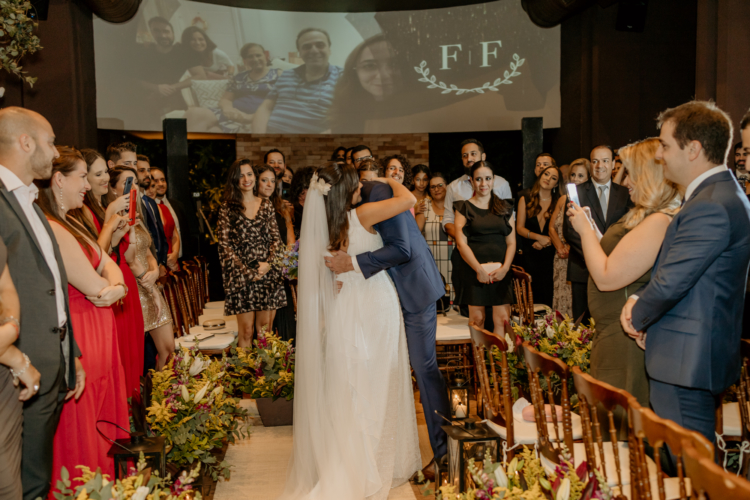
[
  {"xmin": 0, "ymin": 107, "xmax": 84, "ymax": 500},
  {"xmin": 442, "ymin": 138, "xmax": 512, "ymax": 239}
]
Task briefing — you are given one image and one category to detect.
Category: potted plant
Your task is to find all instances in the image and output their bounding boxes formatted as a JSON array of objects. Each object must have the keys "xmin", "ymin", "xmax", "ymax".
[
  {"xmin": 231, "ymin": 329, "xmax": 295, "ymax": 426},
  {"xmin": 147, "ymin": 347, "xmax": 249, "ymax": 482}
]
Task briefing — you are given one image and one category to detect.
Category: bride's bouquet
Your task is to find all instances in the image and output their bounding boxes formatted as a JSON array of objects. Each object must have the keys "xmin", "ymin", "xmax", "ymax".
[{"xmin": 272, "ymin": 240, "xmax": 299, "ymax": 281}]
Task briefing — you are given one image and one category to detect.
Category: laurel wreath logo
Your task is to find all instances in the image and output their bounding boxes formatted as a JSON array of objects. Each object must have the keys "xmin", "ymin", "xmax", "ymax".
[{"xmin": 414, "ymin": 53, "xmax": 525, "ymax": 95}]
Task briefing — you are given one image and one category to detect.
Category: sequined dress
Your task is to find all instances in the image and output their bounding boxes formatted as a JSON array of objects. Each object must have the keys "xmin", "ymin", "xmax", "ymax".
[{"xmin": 133, "ymin": 225, "xmax": 171, "ymax": 331}]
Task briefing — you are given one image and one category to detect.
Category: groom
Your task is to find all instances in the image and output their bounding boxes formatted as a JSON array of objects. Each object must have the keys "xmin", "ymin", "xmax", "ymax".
[{"xmin": 326, "ymin": 180, "xmax": 450, "ymax": 479}]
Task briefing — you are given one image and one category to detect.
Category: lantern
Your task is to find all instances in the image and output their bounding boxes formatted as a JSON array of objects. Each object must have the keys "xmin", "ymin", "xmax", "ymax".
[
  {"xmin": 442, "ymin": 421, "xmax": 502, "ymax": 492},
  {"xmin": 108, "ymin": 432, "xmax": 166, "ymax": 479},
  {"xmin": 448, "ymin": 373, "xmax": 470, "ymax": 420}
]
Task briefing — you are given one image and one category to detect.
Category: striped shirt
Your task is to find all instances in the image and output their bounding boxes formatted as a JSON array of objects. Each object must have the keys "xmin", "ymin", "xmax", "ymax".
[{"xmin": 266, "ymin": 64, "xmax": 342, "ymax": 134}]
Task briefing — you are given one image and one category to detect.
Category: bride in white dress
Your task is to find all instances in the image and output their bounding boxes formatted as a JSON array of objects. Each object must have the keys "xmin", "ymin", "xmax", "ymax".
[{"xmin": 279, "ymin": 163, "xmax": 421, "ymax": 500}]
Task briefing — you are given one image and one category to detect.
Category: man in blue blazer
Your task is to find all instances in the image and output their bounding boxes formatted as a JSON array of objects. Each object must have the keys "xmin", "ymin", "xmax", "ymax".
[
  {"xmin": 326, "ymin": 180, "xmax": 450, "ymax": 478},
  {"xmin": 621, "ymin": 101, "xmax": 750, "ymax": 444}
]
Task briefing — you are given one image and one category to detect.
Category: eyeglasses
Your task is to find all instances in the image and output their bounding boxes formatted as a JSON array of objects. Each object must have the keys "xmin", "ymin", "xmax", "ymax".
[
  {"xmin": 354, "ymin": 155, "xmax": 373, "ymax": 164},
  {"xmin": 429, "ymin": 183, "xmax": 445, "ymax": 189}
]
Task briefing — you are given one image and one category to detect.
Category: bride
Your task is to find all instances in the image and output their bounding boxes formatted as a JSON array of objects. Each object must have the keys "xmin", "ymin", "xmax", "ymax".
[{"xmin": 279, "ymin": 162, "xmax": 421, "ymax": 500}]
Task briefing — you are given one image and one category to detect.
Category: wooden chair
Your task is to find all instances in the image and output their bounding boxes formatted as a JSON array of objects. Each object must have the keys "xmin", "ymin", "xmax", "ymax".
[
  {"xmin": 171, "ymin": 271, "xmax": 196, "ymax": 328},
  {"xmin": 182, "ymin": 262, "xmax": 204, "ymax": 319},
  {"xmin": 630, "ymin": 404, "xmax": 714, "ymax": 500},
  {"xmin": 682, "ymin": 439, "xmax": 750, "ymax": 500},
  {"xmin": 521, "ymin": 340, "xmax": 574, "ymax": 463},
  {"xmin": 161, "ymin": 275, "xmax": 185, "ymax": 337},
  {"xmin": 469, "ymin": 322, "xmax": 515, "ymax": 458},
  {"xmin": 572, "ymin": 366, "xmax": 634, "ymax": 495},
  {"xmin": 511, "ymin": 266, "xmax": 534, "ymax": 325},
  {"xmin": 193, "ymin": 256, "xmax": 210, "ymax": 303}
]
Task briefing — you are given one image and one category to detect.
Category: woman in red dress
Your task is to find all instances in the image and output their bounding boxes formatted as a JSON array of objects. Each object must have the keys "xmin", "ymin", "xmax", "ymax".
[
  {"xmin": 69, "ymin": 149, "xmax": 145, "ymax": 400},
  {"xmin": 36, "ymin": 147, "xmax": 129, "ymax": 493}
]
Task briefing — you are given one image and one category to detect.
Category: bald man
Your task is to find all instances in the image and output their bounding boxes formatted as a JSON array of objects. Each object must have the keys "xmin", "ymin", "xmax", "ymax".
[{"xmin": 0, "ymin": 107, "xmax": 83, "ymax": 500}]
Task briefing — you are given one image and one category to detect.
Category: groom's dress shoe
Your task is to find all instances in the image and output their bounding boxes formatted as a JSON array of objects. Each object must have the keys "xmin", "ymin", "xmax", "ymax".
[{"xmin": 411, "ymin": 459, "xmax": 435, "ymax": 484}]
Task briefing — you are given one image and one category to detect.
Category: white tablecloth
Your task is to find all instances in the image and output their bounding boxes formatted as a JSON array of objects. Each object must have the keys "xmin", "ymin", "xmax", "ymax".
[{"xmin": 436, "ymin": 310, "xmax": 470, "ymax": 342}]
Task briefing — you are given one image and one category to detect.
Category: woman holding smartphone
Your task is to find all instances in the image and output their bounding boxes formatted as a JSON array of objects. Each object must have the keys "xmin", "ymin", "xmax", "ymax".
[
  {"xmin": 217, "ymin": 159, "xmax": 286, "ymax": 347},
  {"xmin": 452, "ymin": 161, "xmax": 516, "ymax": 337}
]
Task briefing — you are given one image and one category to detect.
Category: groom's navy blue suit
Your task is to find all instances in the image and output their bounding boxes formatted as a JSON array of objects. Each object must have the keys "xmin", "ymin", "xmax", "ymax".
[{"xmin": 356, "ymin": 182, "xmax": 450, "ymax": 458}]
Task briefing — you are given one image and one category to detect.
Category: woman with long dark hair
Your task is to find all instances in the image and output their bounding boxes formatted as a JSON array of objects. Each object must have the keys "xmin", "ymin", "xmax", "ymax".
[
  {"xmin": 38, "ymin": 147, "xmax": 129, "ymax": 490},
  {"xmin": 452, "ymin": 161, "xmax": 516, "ymax": 337},
  {"xmin": 181, "ymin": 26, "xmax": 235, "ymax": 79},
  {"xmin": 68, "ymin": 151, "xmax": 145, "ymax": 398},
  {"xmin": 290, "ymin": 166, "xmax": 317, "ymax": 239},
  {"xmin": 328, "ymin": 34, "xmax": 400, "ymax": 133},
  {"xmin": 217, "ymin": 159, "xmax": 286, "ymax": 347},
  {"xmin": 109, "ymin": 167, "xmax": 173, "ymax": 370},
  {"xmin": 282, "ymin": 162, "xmax": 420, "ymax": 499},
  {"xmin": 516, "ymin": 165, "xmax": 562, "ymax": 307}
]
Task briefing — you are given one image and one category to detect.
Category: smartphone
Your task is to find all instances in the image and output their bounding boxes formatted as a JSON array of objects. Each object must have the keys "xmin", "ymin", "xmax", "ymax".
[
  {"xmin": 122, "ymin": 176, "xmax": 134, "ymax": 196},
  {"xmin": 566, "ymin": 183, "xmax": 581, "ymax": 207},
  {"xmin": 128, "ymin": 189, "xmax": 137, "ymax": 226}
]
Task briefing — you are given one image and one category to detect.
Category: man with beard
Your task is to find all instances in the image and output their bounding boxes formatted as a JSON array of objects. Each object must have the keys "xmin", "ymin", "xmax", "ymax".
[
  {"xmin": 150, "ymin": 167, "xmax": 186, "ymax": 267},
  {"xmin": 0, "ymin": 107, "xmax": 84, "ymax": 500},
  {"xmin": 563, "ymin": 145, "xmax": 631, "ymax": 320},
  {"xmin": 441, "ymin": 138, "xmax": 512, "ymax": 240},
  {"xmin": 135, "ymin": 154, "xmax": 168, "ymax": 268},
  {"xmin": 252, "ymin": 28, "xmax": 342, "ymax": 133}
]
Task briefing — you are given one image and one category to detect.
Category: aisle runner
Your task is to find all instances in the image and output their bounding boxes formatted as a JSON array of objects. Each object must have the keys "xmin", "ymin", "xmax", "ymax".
[{"xmin": 214, "ymin": 400, "xmax": 418, "ymax": 500}]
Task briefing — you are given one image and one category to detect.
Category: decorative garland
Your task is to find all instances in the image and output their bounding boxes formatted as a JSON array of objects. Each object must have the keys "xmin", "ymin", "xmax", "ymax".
[
  {"xmin": 414, "ymin": 53, "xmax": 525, "ymax": 95},
  {"xmin": 0, "ymin": 0, "xmax": 42, "ymax": 86}
]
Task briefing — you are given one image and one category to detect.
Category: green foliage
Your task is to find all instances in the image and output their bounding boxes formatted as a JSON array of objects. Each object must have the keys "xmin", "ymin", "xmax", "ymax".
[
  {"xmin": 147, "ymin": 347, "xmax": 249, "ymax": 481},
  {"xmin": 0, "ymin": 0, "xmax": 41, "ymax": 86},
  {"xmin": 189, "ymin": 140, "xmax": 236, "ymax": 241},
  {"xmin": 228, "ymin": 328, "xmax": 295, "ymax": 401}
]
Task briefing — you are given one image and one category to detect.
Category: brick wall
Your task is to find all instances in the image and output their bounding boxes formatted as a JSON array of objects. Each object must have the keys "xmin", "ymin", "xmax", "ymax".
[{"xmin": 235, "ymin": 133, "xmax": 430, "ymax": 169}]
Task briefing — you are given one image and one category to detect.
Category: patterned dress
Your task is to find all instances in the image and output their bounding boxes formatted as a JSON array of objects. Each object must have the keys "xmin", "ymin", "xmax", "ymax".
[
  {"xmin": 422, "ymin": 198, "xmax": 454, "ymax": 301},
  {"xmin": 217, "ymin": 200, "xmax": 287, "ymax": 315},
  {"xmin": 552, "ymin": 208, "xmax": 573, "ymax": 316}
]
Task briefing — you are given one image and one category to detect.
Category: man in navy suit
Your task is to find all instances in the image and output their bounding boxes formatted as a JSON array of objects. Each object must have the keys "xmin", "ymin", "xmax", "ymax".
[
  {"xmin": 621, "ymin": 101, "xmax": 750, "ymax": 444},
  {"xmin": 326, "ymin": 180, "xmax": 450, "ymax": 480}
]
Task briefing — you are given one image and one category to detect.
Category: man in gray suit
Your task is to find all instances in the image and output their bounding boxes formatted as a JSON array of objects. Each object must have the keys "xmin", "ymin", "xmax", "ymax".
[
  {"xmin": 621, "ymin": 101, "xmax": 750, "ymax": 444},
  {"xmin": 0, "ymin": 107, "xmax": 85, "ymax": 499}
]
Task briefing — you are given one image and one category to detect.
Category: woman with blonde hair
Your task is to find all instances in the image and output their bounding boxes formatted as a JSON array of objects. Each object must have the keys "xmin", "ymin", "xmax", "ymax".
[{"xmin": 567, "ymin": 137, "xmax": 680, "ymax": 413}]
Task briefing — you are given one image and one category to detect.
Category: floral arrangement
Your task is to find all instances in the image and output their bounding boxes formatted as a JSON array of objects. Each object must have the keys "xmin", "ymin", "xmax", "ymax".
[
  {"xmin": 48, "ymin": 452, "xmax": 201, "ymax": 500},
  {"xmin": 147, "ymin": 346, "xmax": 249, "ymax": 481},
  {"xmin": 426, "ymin": 447, "xmax": 611, "ymax": 500},
  {"xmin": 495, "ymin": 312, "xmax": 594, "ymax": 400},
  {"xmin": 272, "ymin": 240, "xmax": 299, "ymax": 280},
  {"xmin": 0, "ymin": 0, "xmax": 42, "ymax": 87},
  {"xmin": 230, "ymin": 329, "xmax": 295, "ymax": 401}
]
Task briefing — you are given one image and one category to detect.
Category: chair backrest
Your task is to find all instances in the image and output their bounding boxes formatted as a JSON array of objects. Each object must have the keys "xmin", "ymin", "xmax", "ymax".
[
  {"xmin": 159, "ymin": 275, "xmax": 181, "ymax": 337},
  {"xmin": 737, "ymin": 340, "xmax": 750, "ymax": 442},
  {"xmin": 171, "ymin": 271, "xmax": 195, "ymax": 328},
  {"xmin": 521, "ymin": 341, "xmax": 574, "ymax": 462},
  {"xmin": 682, "ymin": 439, "xmax": 750, "ymax": 500},
  {"xmin": 572, "ymin": 367, "xmax": 633, "ymax": 491},
  {"xmin": 630, "ymin": 405, "xmax": 714, "ymax": 500},
  {"xmin": 182, "ymin": 262, "xmax": 203, "ymax": 319},
  {"xmin": 469, "ymin": 322, "xmax": 515, "ymax": 456},
  {"xmin": 511, "ymin": 266, "xmax": 534, "ymax": 325},
  {"xmin": 193, "ymin": 256, "xmax": 210, "ymax": 304}
]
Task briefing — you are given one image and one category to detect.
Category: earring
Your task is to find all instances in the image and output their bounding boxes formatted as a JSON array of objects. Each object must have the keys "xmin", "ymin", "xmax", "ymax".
[{"xmin": 58, "ymin": 187, "xmax": 65, "ymax": 212}]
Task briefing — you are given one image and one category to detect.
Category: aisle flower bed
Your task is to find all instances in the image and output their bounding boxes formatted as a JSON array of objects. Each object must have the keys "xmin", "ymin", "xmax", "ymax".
[{"xmin": 229, "ymin": 329, "xmax": 295, "ymax": 401}]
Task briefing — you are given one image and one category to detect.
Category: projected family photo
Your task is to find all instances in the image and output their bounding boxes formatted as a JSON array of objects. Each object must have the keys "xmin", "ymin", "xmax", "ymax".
[{"xmin": 94, "ymin": 0, "xmax": 560, "ymax": 134}]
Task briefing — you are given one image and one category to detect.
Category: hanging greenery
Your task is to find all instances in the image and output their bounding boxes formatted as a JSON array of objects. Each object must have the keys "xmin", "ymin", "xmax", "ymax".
[{"xmin": 0, "ymin": 0, "xmax": 42, "ymax": 86}]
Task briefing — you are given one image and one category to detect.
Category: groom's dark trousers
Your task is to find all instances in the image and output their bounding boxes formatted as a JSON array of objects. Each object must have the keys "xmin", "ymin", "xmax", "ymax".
[{"xmin": 356, "ymin": 182, "xmax": 451, "ymax": 458}]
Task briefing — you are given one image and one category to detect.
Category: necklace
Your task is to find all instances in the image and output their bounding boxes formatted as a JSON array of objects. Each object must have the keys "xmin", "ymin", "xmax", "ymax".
[{"xmin": 540, "ymin": 196, "xmax": 550, "ymax": 201}]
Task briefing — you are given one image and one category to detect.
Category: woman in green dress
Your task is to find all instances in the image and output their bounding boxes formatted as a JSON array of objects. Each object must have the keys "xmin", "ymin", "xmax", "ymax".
[{"xmin": 567, "ymin": 138, "xmax": 681, "ymax": 410}]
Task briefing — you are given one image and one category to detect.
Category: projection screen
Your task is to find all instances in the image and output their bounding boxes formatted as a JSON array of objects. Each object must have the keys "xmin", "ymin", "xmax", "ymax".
[{"xmin": 93, "ymin": 0, "xmax": 560, "ymax": 134}]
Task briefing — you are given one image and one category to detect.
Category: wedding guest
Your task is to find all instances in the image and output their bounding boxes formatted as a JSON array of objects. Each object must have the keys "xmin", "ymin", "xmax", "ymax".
[
  {"xmin": 187, "ymin": 43, "xmax": 281, "ymax": 133},
  {"xmin": 411, "ymin": 164, "xmax": 431, "ymax": 232},
  {"xmin": 741, "ymin": 113, "xmax": 750, "ymax": 341},
  {"xmin": 37, "ymin": 147, "xmax": 129, "ymax": 492},
  {"xmin": 549, "ymin": 159, "xmax": 590, "ymax": 316},
  {"xmin": 282, "ymin": 166, "xmax": 294, "ymax": 185},
  {"xmin": 452, "ymin": 161, "xmax": 516, "ymax": 337},
  {"xmin": 217, "ymin": 159, "xmax": 286, "ymax": 346},
  {"xmin": 0, "ymin": 239, "xmax": 40, "ymax": 499},
  {"xmin": 621, "ymin": 101, "xmax": 749, "ymax": 445},
  {"xmin": 331, "ymin": 146, "xmax": 347, "ymax": 163},
  {"xmin": 252, "ymin": 28, "xmax": 342, "ymax": 133},
  {"xmin": 351, "ymin": 144, "xmax": 374, "ymax": 165},
  {"xmin": 264, "ymin": 149, "xmax": 287, "ymax": 179},
  {"xmin": 110, "ymin": 167, "xmax": 174, "ymax": 370},
  {"xmin": 181, "ymin": 26, "xmax": 235, "ymax": 79},
  {"xmin": 517, "ymin": 153, "xmax": 557, "ymax": 214},
  {"xmin": 0, "ymin": 108, "xmax": 82, "ymax": 500},
  {"xmin": 345, "ymin": 147, "xmax": 354, "ymax": 165},
  {"xmin": 70, "ymin": 150, "xmax": 145, "ymax": 400},
  {"xmin": 422, "ymin": 173, "xmax": 453, "ymax": 301},
  {"xmin": 517, "ymin": 166, "xmax": 562, "ymax": 307},
  {"xmin": 290, "ymin": 166, "xmax": 316, "ymax": 239},
  {"xmin": 257, "ymin": 165, "xmax": 296, "ymax": 341},
  {"xmin": 564, "ymin": 146, "xmax": 631, "ymax": 320},
  {"xmin": 134, "ymin": 154, "xmax": 169, "ymax": 267},
  {"xmin": 357, "ymin": 157, "xmax": 383, "ymax": 182},
  {"xmin": 568, "ymin": 138, "xmax": 679, "ymax": 415},
  {"xmin": 151, "ymin": 167, "xmax": 182, "ymax": 268}
]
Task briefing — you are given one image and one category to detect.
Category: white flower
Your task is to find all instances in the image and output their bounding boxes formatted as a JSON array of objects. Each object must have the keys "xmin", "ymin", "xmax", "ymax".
[
  {"xmin": 0, "ymin": 87, "xmax": 6, "ymax": 98},
  {"xmin": 194, "ymin": 383, "xmax": 209, "ymax": 403},
  {"xmin": 309, "ymin": 173, "xmax": 331, "ymax": 196},
  {"xmin": 189, "ymin": 357, "xmax": 207, "ymax": 376},
  {"xmin": 211, "ymin": 386, "xmax": 224, "ymax": 398},
  {"xmin": 132, "ymin": 486, "xmax": 150, "ymax": 500},
  {"xmin": 494, "ymin": 464, "xmax": 508, "ymax": 488},
  {"xmin": 546, "ymin": 325, "xmax": 555, "ymax": 338},
  {"xmin": 557, "ymin": 478, "xmax": 570, "ymax": 500},
  {"xmin": 181, "ymin": 384, "xmax": 190, "ymax": 402}
]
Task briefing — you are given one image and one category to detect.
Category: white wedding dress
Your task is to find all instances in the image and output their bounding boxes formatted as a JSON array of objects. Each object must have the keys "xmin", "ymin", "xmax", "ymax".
[{"xmin": 280, "ymin": 189, "xmax": 421, "ymax": 500}]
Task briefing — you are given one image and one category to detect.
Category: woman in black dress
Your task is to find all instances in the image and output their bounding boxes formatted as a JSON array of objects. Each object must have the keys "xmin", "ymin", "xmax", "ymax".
[
  {"xmin": 256, "ymin": 164, "xmax": 297, "ymax": 342},
  {"xmin": 217, "ymin": 159, "xmax": 287, "ymax": 347},
  {"xmin": 453, "ymin": 161, "xmax": 516, "ymax": 337},
  {"xmin": 516, "ymin": 166, "xmax": 562, "ymax": 307}
]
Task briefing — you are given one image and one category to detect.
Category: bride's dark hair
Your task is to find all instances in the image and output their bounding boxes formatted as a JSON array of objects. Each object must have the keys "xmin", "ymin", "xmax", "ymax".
[{"xmin": 318, "ymin": 161, "xmax": 360, "ymax": 250}]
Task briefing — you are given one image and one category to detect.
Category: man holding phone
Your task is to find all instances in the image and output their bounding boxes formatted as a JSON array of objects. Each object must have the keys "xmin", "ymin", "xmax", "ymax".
[{"xmin": 563, "ymin": 145, "xmax": 631, "ymax": 320}]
